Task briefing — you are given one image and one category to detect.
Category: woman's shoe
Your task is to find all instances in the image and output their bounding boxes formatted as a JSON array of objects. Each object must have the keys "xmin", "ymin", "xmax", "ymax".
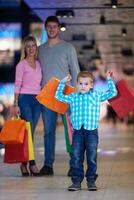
[
  {"xmin": 20, "ymin": 164, "xmax": 29, "ymax": 177},
  {"xmin": 29, "ymin": 165, "xmax": 40, "ymax": 176}
]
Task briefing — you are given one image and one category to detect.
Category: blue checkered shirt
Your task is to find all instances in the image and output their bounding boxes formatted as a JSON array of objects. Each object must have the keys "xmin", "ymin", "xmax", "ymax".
[{"xmin": 55, "ymin": 78, "xmax": 117, "ymax": 130}]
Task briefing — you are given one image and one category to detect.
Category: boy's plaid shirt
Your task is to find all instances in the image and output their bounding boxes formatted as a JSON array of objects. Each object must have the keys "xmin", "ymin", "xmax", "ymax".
[{"xmin": 55, "ymin": 78, "xmax": 117, "ymax": 130}]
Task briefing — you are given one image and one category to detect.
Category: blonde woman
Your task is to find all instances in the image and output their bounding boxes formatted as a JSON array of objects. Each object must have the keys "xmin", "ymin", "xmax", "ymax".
[{"xmin": 14, "ymin": 35, "xmax": 42, "ymax": 176}]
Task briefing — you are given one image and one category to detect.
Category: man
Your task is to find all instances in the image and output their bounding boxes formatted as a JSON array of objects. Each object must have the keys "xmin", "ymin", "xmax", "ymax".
[{"xmin": 38, "ymin": 16, "xmax": 80, "ymax": 176}]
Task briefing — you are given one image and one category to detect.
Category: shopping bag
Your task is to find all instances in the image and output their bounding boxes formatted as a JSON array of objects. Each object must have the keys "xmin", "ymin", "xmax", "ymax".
[
  {"xmin": 65, "ymin": 113, "xmax": 73, "ymax": 145},
  {"xmin": 108, "ymin": 79, "xmax": 134, "ymax": 118},
  {"xmin": 0, "ymin": 118, "xmax": 26, "ymax": 144},
  {"xmin": 62, "ymin": 115, "xmax": 73, "ymax": 153},
  {"xmin": 36, "ymin": 77, "xmax": 76, "ymax": 114},
  {"xmin": 4, "ymin": 122, "xmax": 35, "ymax": 163},
  {"xmin": 4, "ymin": 129, "xmax": 29, "ymax": 163},
  {"xmin": 26, "ymin": 122, "xmax": 35, "ymax": 161}
]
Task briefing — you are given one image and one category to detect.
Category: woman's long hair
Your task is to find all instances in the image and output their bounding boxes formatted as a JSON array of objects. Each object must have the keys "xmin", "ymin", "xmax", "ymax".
[{"xmin": 20, "ymin": 35, "xmax": 38, "ymax": 61}]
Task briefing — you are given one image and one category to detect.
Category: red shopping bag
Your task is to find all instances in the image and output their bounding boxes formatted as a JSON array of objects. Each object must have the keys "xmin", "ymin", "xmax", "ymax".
[
  {"xmin": 0, "ymin": 118, "xmax": 26, "ymax": 144},
  {"xmin": 108, "ymin": 79, "xmax": 134, "ymax": 118},
  {"xmin": 4, "ymin": 129, "xmax": 29, "ymax": 163},
  {"xmin": 36, "ymin": 77, "xmax": 76, "ymax": 114}
]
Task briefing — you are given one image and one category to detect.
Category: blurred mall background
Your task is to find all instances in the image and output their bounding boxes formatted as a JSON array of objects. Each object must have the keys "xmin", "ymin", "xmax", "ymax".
[
  {"xmin": 0, "ymin": 1, "xmax": 134, "ymax": 200},
  {"xmin": 0, "ymin": 0, "xmax": 134, "ymax": 131}
]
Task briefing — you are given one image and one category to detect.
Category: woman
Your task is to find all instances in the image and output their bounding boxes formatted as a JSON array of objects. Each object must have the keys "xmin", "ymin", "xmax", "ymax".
[{"xmin": 14, "ymin": 35, "xmax": 42, "ymax": 176}]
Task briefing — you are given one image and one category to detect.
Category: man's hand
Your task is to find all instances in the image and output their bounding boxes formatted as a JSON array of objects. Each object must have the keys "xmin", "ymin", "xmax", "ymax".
[{"xmin": 61, "ymin": 74, "xmax": 72, "ymax": 83}]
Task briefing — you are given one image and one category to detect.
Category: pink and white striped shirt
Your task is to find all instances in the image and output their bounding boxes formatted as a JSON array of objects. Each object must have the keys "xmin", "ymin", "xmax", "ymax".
[{"xmin": 15, "ymin": 59, "xmax": 42, "ymax": 94}]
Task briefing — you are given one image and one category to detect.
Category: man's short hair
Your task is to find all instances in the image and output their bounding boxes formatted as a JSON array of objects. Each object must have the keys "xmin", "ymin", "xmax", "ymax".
[
  {"xmin": 77, "ymin": 71, "xmax": 95, "ymax": 82},
  {"xmin": 45, "ymin": 16, "xmax": 60, "ymax": 27}
]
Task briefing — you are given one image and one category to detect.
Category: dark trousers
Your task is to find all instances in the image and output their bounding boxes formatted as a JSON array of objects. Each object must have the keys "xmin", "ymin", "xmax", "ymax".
[{"xmin": 71, "ymin": 127, "xmax": 98, "ymax": 184}]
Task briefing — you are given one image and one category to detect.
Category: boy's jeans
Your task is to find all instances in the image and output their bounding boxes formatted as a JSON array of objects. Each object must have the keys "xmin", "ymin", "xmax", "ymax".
[{"xmin": 71, "ymin": 127, "xmax": 98, "ymax": 184}]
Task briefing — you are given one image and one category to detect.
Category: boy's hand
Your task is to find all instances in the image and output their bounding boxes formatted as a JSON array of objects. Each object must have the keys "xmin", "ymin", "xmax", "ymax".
[{"xmin": 61, "ymin": 74, "xmax": 72, "ymax": 83}]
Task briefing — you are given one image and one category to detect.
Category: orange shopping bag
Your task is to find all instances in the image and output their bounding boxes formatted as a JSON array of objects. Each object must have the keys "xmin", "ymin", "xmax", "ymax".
[
  {"xmin": 4, "ymin": 121, "xmax": 35, "ymax": 163},
  {"xmin": 36, "ymin": 77, "xmax": 76, "ymax": 114},
  {"xmin": 0, "ymin": 118, "xmax": 26, "ymax": 144}
]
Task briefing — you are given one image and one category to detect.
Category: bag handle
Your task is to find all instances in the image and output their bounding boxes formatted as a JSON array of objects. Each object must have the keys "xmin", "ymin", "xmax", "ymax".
[{"xmin": 11, "ymin": 114, "xmax": 21, "ymax": 120}]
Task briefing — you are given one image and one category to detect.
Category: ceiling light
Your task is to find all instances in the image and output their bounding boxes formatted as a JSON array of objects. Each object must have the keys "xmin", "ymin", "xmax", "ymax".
[
  {"xmin": 60, "ymin": 23, "xmax": 66, "ymax": 31},
  {"xmin": 56, "ymin": 10, "xmax": 75, "ymax": 18},
  {"xmin": 111, "ymin": 0, "xmax": 118, "ymax": 8},
  {"xmin": 67, "ymin": 10, "xmax": 75, "ymax": 18}
]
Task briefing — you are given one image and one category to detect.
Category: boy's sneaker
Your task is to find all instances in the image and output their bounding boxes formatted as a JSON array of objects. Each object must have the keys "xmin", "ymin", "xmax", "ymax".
[
  {"xmin": 87, "ymin": 182, "xmax": 98, "ymax": 191},
  {"xmin": 68, "ymin": 183, "xmax": 81, "ymax": 191}
]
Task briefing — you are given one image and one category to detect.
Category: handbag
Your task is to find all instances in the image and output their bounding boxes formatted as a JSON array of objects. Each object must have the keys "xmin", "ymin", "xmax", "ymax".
[
  {"xmin": 36, "ymin": 77, "xmax": 76, "ymax": 114},
  {"xmin": 0, "ymin": 118, "xmax": 26, "ymax": 144},
  {"xmin": 108, "ymin": 79, "xmax": 134, "ymax": 118}
]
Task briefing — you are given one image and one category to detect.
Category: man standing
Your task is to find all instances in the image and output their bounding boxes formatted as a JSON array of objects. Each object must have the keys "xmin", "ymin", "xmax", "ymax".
[{"xmin": 38, "ymin": 16, "xmax": 80, "ymax": 176}]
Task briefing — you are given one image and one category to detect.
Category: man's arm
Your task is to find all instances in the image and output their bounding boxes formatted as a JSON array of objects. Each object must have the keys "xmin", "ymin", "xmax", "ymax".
[{"xmin": 68, "ymin": 44, "xmax": 80, "ymax": 86}]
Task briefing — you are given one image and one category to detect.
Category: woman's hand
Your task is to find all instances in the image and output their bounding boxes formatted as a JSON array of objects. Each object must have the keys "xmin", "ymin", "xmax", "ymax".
[
  {"xmin": 14, "ymin": 105, "xmax": 20, "ymax": 116},
  {"xmin": 9, "ymin": 105, "xmax": 20, "ymax": 117},
  {"xmin": 61, "ymin": 74, "xmax": 72, "ymax": 83}
]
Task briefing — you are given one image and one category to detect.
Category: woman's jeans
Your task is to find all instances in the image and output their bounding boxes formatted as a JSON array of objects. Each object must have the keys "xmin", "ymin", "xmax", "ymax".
[
  {"xmin": 71, "ymin": 127, "xmax": 98, "ymax": 184},
  {"xmin": 18, "ymin": 94, "xmax": 41, "ymax": 166}
]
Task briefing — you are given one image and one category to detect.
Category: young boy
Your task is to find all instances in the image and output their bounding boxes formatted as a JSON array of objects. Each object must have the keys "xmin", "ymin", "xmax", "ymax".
[{"xmin": 55, "ymin": 71, "xmax": 117, "ymax": 191}]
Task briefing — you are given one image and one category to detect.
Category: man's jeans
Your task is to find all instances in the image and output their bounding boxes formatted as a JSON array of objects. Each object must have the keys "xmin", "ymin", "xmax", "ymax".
[
  {"xmin": 42, "ymin": 106, "xmax": 58, "ymax": 167},
  {"xmin": 71, "ymin": 127, "xmax": 98, "ymax": 184},
  {"xmin": 42, "ymin": 106, "xmax": 73, "ymax": 168}
]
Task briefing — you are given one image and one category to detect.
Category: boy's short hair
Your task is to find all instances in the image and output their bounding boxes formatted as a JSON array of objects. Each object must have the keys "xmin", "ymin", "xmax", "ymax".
[
  {"xmin": 45, "ymin": 16, "xmax": 60, "ymax": 27},
  {"xmin": 77, "ymin": 71, "xmax": 94, "ymax": 82}
]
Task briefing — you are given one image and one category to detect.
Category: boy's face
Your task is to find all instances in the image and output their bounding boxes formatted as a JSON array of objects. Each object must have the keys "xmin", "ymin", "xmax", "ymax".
[{"xmin": 77, "ymin": 77, "xmax": 93, "ymax": 94}]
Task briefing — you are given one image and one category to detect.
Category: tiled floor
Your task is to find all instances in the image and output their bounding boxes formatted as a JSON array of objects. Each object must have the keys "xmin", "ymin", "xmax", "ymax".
[{"xmin": 0, "ymin": 122, "xmax": 134, "ymax": 200}]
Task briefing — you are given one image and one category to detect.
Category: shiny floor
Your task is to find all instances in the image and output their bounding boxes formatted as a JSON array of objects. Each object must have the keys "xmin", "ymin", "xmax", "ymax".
[{"xmin": 0, "ymin": 121, "xmax": 134, "ymax": 200}]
